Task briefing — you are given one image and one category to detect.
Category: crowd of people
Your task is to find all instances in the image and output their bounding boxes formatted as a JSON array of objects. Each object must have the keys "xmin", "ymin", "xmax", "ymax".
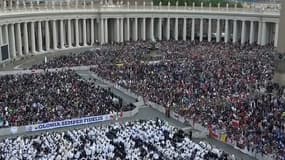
[
  {"xmin": 0, "ymin": 119, "xmax": 230, "ymax": 160},
  {"xmin": 30, "ymin": 42, "xmax": 156, "ymax": 70},
  {"xmin": 0, "ymin": 70, "xmax": 132, "ymax": 127},
  {"xmin": 26, "ymin": 41, "xmax": 285, "ymax": 159}
]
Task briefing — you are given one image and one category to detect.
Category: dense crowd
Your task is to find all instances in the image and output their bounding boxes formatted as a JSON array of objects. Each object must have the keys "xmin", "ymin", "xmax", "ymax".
[
  {"xmin": 0, "ymin": 70, "xmax": 132, "ymax": 127},
  {"xmin": 88, "ymin": 42, "xmax": 283, "ymax": 159},
  {"xmin": 31, "ymin": 42, "xmax": 155, "ymax": 69},
  {"xmin": 0, "ymin": 119, "xmax": 231, "ymax": 160},
  {"xmin": 28, "ymin": 41, "xmax": 285, "ymax": 158}
]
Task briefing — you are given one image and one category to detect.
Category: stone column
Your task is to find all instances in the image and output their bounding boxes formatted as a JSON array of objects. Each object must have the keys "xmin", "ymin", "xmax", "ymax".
[
  {"xmin": 68, "ymin": 19, "xmax": 72, "ymax": 48},
  {"xmin": 257, "ymin": 21, "xmax": 262, "ymax": 45},
  {"xmin": 225, "ymin": 19, "xmax": 229, "ymax": 43},
  {"xmin": 9, "ymin": 0, "xmax": 12, "ymax": 10},
  {"xmin": 241, "ymin": 20, "xmax": 246, "ymax": 44},
  {"xmin": 261, "ymin": 22, "xmax": 267, "ymax": 46},
  {"xmin": 52, "ymin": 20, "xmax": 57, "ymax": 49},
  {"xmin": 100, "ymin": 18, "xmax": 105, "ymax": 44},
  {"xmin": 175, "ymin": 18, "xmax": 178, "ymax": 41},
  {"xmin": 233, "ymin": 20, "xmax": 237, "ymax": 43},
  {"xmin": 31, "ymin": 22, "xmax": 36, "ymax": 53},
  {"xmin": 3, "ymin": 25, "xmax": 8, "ymax": 46},
  {"xmin": 208, "ymin": 19, "xmax": 212, "ymax": 42},
  {"xmin": 44, "ymin": 1, "xmax": 48, "ymax": 9},
  {"xmin": 0, "ymin": 25, "xmax": 2, "ymax": 60},
  {"xmin": 75, "ymin": 19, "xmax": 79, "ymax": 47},
  {"xmin": 16, "ymin": 23, "xmax": 23, "ymax": 56},
  {"xmin": 167, "ymin": 17, "xmax": 170, "ymax": 40},
  {"xmin": 45, "ymin": 21, "xmax": 50, "ymax": 51},
  {"xmin": 38, "ymin": 21, "xmax": 43, "ymax": 52},
  {"xmin": 150, "ymin": 17, "xmax": 154, "ymax": 41},
  {"xmin": 191, "ymin": 18, "xmax": 195, "ymax": 41},
  {"xmin": 16, "ymin": 0, "xmax": 19, "ymax": 9},
  {"xmin": 200, "ymin": 18, "xmax": 203, "ymax": 42},
  {"xmin": 277, "ymin": 0, "xmax": 285, "ymax": 52},
  {"xmin": 158, "ymin": 18, "xmax": 162, "ymax": 41},
  {"xmin": 120, "ymin": 18, "xmax": 124, "ymax": 42},
  {"xmin": 0, "ymin": 25, "xmax": 2, "ymax": 47},
  {"xmin": 183, "ymin": 18, "xmax": 187, "ymax": 41},
  {"xmin": 85, "ymin": 19, "xmax": 90, "ymax": 44},
  {"xmin": 116, "ymin": 18, "xmax": 120, "ymax": 42},
  {"xmin": 216, "ymin": 19, "xmax": 220, "ymax": 42},
  {"xmin": 134, "ymin": 18, "xmax": 138, "ymax": 41},
  {"xmin": 91, "ymin": 18, "xmax": 95, "ymax": 45},
  {"xmin": 142, "ymin": 18, "xmax": 146, "ymax": 41},
  {"xmin": 3, "ymin": 1, "xmax": 6, "ymax": 11},
  {"xmin": 274, "ymin": 22, "xmax": 279, "ymax": 47},
  {"xmin": 126, "ymin": 18, "xmax": 130, "ymax": 41},
  {"xmin": 67, "ymin": 0, "xmax": 70, "ymax": 8},
  {"xmin": 9, "ymin": 24, "xmax": 16, "ymax": 58},
  {"xmin": 105, "ymin": 18, "xmax": 108, "ymax": 43},
  {"xmin": 83, "ymin": 19, "xmax": 87, "ymax": 46},
  {"xmin": 60, "ymin": 20, "xmax": 65, "ymax": 48},
  {"xmin": 91, "ymin": 1, "xmax": 94, "ymax": 8},
  {"xmin": 249, "ymin": 21, "xmax": 255, "ymax": 44},
  {"xmin": 30, "ymin": 0, "xmax": 33, "ymax": 9},
  {"xmin": 75, "ymin": 0, "xmax": 78, "ymax": 8},
  {"xmin": 23, "ymin": 23, "xmax": 29, "ymax": 54}
]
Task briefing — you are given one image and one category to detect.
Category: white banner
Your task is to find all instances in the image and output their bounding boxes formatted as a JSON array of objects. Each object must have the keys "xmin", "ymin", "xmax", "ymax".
[{"xmin": 26, "ymin": 114, "xmax": 112, "ymax": 132}]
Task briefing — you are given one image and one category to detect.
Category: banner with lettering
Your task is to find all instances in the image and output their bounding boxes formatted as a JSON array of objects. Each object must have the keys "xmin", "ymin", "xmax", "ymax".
[{"xmin": 26, "ymin": 114, "xmax": 112, "ymax": 132}]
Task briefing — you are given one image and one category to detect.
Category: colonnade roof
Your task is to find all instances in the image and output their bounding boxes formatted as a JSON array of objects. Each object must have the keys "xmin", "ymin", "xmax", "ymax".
[
  {"xmin": 0, "ymin": 3, "xmax": 280, "ymax": 19},
  {"xmin": 0, "ymin": 1, "xmax": 280, "ymax": 24}
]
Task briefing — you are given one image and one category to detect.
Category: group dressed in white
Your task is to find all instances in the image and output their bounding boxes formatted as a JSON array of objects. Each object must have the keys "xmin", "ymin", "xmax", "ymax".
[{"xmin": 0, "ymin": 119, "xmax": 229, "ymax": 160}]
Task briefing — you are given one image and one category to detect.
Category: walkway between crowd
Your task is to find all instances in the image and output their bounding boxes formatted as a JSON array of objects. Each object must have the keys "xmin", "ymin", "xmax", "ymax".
[
  {"xmin": 0, "ymin": 89, "xmax": 256, "ymax": 160},
  {"xmin": 0, "ymin": 67, "xmax": 256, "ymax": 160},
  {"xmin": 0, "ymin": 42, "xmax": 268, "ymax": 159},
  {"xmin": 76, "ymin": 69, "xmax": 256, "ymax": 160}
]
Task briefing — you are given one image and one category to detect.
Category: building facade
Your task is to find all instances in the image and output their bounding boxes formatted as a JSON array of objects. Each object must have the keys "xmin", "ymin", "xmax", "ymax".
[{"xmin": 0, "ymin": 1, "xmax": 280, "ymax": 62}]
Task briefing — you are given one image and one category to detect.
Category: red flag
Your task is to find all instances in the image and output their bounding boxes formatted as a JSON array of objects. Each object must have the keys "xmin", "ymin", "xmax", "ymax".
[{"xmin": 208, "ymin": 125, "xmax": 220, "ymax": 139}]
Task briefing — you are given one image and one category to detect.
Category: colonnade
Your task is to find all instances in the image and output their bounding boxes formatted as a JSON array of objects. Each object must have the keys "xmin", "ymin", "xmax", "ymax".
[
  {"xmin": 0, "ymin": 18, "xmax": 103, "ymax": 60},
  {"xmin": 0, "ymin": 16, "xmax": 279, "ymax": 61}
]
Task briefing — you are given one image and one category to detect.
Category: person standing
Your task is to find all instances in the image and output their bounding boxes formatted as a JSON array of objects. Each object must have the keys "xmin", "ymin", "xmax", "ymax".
[{"xmin": 165, "ymin": 102, "xmax": 170, "ymax": 118}]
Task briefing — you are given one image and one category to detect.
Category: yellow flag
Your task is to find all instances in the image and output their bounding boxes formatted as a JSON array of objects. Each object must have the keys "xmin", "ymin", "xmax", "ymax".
[{"xmin": 221, "ymin": 134, "xmax": 227, "ymax": 143}]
